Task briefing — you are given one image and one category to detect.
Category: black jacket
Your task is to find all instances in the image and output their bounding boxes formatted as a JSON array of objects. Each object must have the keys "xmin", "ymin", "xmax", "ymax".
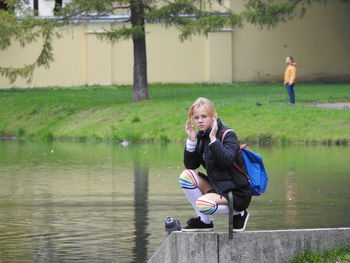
[{"xmin": 184, "ymin": 118, "xmax": 252, "ymax": 211}]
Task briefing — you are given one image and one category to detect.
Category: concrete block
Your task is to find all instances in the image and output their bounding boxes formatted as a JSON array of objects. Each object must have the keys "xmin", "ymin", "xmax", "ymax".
[
  {"xmin": 148, "ymin": 232, "xmax": 218, "ymax": 263},
  {"xmin": 149, "ymin": 228, "xmax": 350, "ymax": 263},
  {"xmin": 219, "ymin": 228, "xmax": 350, "ymax": 263}
]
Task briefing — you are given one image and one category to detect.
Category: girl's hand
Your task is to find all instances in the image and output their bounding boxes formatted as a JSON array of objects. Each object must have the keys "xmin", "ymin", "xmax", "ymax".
[
  {"xmin": 209, "ymin": 118, "xmax": 218, "ymax": 142},
  {"xmin": 185, "ymin": 119, "xmax": 197, "ymax": 141}
]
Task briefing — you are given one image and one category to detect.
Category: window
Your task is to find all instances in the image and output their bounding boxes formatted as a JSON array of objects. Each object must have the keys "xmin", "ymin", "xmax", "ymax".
[
  {"xmin": 33, "ymin": 0, "xmax": 39, "ymax": 15},
  {"xmin": 0, "ymin": 0, "xmax": 8, "ymax": 10},
  {"xmin": 54, "ymin": 0, "xmax": 62, "ymax": 14}
]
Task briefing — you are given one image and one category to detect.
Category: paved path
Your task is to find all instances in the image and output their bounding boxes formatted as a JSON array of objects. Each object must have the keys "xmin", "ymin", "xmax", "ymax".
[{"xmin": 306, "ymin": 102, "xmax": 350, "ymax": 109}]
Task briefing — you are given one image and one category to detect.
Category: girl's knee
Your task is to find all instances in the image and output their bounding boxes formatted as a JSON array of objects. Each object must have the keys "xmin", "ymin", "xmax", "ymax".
[
  {"xmin": 179, "ymin": 169, "xmax": 198, "ymax": 189},
  {"xmin": 195, "ymin": 196, "xmax": 218, "ymax": 215}
]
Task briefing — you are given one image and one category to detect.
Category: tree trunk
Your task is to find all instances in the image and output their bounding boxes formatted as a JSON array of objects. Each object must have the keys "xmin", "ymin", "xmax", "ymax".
[{"xmin": 131, "ymin": 0, "xmax": 149, "ymax": 102}]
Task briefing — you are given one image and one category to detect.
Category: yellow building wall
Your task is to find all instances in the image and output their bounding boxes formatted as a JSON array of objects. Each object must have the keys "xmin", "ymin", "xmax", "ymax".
[
  {"xmin": 230, "ymin": 0, "xmax": 350, "ymax": 82},
  {"xmin": 0, "ymin": 0, "xmax": 349, "ymax": 89},
  {"xmin": 110, "ymin": 24, "xmax": 133, "ymax": 85},
  {"xmin": 86, "ymin": 23, "xmax": 113, "ymax": 85},
  {"xmin": 208, "ymin": 29, "xmax": 233, "ymax": 82},
  {"xmin": 0, "ymin": 25, "xmax": 88, "ymax": 88},
  {"xmin": 0, "ymin": 22, "xmax": 213, "ymax": 88},
  {"xmin": 147, "ymin": 24, "xmax": 208, "ymax": 83}
]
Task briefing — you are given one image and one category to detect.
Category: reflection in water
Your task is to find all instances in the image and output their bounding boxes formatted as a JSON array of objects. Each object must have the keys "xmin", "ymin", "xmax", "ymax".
[
  {"xmin": 132, "ymin": 165, "xmax": 149, "ymax": 263},
  {"xmin": 285, "ymin": 167, "xmax": 298, "ymax": 226},
  {"xmin": 0, "ymin": 141, "xmax": 349, "ymax": 262}
]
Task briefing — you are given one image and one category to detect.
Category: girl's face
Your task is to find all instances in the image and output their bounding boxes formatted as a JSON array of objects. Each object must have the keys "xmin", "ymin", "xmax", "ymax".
[{"xmin": 192, "ymin": 106, "xmax": 214, "ymax": 131}]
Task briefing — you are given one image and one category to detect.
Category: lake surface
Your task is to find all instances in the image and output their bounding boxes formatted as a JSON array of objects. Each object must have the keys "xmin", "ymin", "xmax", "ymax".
[{"xmin": 0, "ymin": 141, "xmax": 349, "ymax": 262}]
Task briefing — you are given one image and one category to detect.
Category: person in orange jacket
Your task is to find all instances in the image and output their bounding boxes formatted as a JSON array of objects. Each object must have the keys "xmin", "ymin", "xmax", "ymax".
[{"xmin": 284, "ymin": 56, "xmax": 297, "ymax": 104}]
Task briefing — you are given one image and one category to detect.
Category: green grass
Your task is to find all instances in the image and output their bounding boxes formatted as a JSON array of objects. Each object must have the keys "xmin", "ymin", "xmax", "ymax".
[
  {"xmin": 0, "ymin": 83, "xmax": 349, "ymax": 144},
  {"xmin": 290, "ymin": 247, "xmax": 350, "ymax": 263}
]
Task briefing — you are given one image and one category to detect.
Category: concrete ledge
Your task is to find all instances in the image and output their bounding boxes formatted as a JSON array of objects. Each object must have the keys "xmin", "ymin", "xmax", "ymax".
[{"xmin": 148, "ymin": 228, "xmax": 350, "ymax": 263}]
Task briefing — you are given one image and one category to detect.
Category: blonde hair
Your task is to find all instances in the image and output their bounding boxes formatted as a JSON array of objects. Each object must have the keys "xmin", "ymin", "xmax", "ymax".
[{"xmin": 188, "ymin": 97, "xmax": 217, "ymax": 118}]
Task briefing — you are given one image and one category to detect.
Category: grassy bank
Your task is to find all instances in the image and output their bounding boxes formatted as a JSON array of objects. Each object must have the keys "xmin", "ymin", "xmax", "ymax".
[
  {"xmin": 290, "ymin": 247, "xmax": 350, "ymax": 263},
  {"xmin": 0, "ymin": 83, "xmax": 349, "ymax": 144}
]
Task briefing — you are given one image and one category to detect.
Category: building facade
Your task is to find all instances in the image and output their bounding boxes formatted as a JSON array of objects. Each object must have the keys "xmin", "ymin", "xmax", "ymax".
[{"xmin": 0, "ymin": 0, "xmax": 349, "ymax": 88}]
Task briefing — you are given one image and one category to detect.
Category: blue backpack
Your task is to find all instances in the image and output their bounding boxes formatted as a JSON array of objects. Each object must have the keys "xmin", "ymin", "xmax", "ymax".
[{"xmin": 222, "ymin": 130, "xmax": 268, "ymax": 196}]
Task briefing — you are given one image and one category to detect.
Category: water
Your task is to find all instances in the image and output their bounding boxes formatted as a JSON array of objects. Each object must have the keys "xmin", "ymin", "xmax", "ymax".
[{"xmin": 0, "ymin": 141, "xmax": 349, "ymax": 262}]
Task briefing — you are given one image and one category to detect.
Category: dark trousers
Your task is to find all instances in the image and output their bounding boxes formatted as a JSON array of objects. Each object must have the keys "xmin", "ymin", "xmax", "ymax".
[{"xmin": 285, "ymin": 83, "xmax": 295, "ymax": 104}]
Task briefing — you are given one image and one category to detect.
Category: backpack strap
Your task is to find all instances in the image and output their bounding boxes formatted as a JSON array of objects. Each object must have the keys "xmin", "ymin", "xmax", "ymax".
[
  {"xmin": 228, "ymin": 191, "xmax": 234, "ymax": 239},
  {"xmin": 239, "ymin": 144, "xmax": 248, "ymax": 153},
  {"xmin": 233, "ymin": 162, "xmax": 248, "ymax": 177},
  {"xmin": 221, "ymin": 129, "xmax": 233, "ymax": 143}
]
